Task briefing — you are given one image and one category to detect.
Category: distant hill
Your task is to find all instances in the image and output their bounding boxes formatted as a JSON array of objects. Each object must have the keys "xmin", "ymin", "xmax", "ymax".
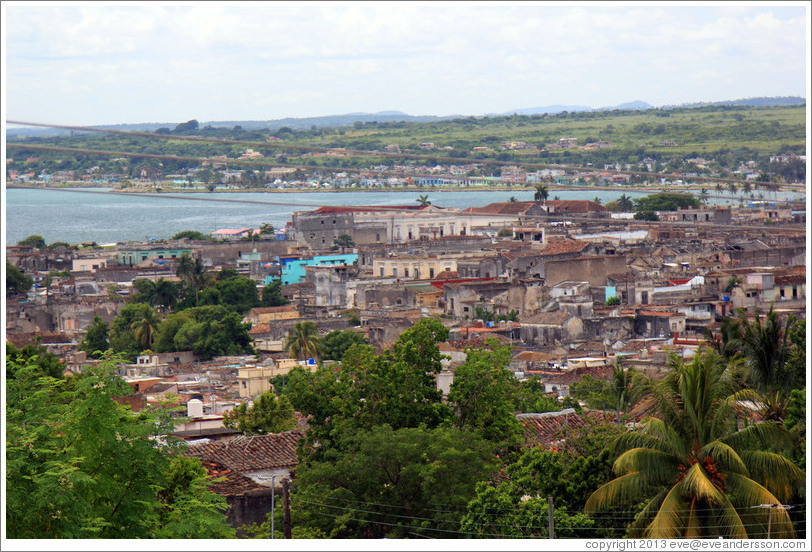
[
  {"xmin": 499, "ymin": 100, "xmax": 653, "ymax": 116},
  {"xmin": 5, "ymin": 97, "xmax": 804, "ymax": 139},
  {"xmin": 663, "ymin": 96, "xmax": 806, "ymax": 109}
]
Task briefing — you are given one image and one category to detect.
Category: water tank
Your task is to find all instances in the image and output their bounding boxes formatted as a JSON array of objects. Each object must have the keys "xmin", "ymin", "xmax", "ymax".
[{"xmin": 187, "ymin": 399, "xmax": 204, "ymax": 417}]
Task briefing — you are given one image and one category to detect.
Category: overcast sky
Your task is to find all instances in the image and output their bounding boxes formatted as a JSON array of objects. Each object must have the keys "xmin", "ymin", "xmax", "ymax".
[{"xmin": 2, "ymin": 2, "xmax": 808, "ymax": 127}]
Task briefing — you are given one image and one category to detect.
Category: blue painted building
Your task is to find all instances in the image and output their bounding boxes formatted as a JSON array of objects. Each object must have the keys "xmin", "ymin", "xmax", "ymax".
[{"xmin": 277, "ymin": 253, "xmax": 359, "ymax": 285}]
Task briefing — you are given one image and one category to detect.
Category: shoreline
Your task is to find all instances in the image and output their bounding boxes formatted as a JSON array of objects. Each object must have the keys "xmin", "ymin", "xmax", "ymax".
[{"xmin": 6, "ymin": 182, "xmax": 804, "ymax": 197}]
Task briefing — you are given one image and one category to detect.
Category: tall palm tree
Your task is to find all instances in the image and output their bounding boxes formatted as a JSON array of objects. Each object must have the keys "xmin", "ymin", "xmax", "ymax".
[
  {"xmin": 130, "ymin": 304, "xmax": 161, "ymax": 351},
  {"xmin": 585, "ymin": 349, "xmax": 803, "ymax": 538},
  {"xmin": 735, "ymin": 308, "xmax": 799, "ymax": 422},
  {"xmin": 617, "ymin": 193, "xmax": 634, "ymax": 211},
  {"xmin": 285, "ymin": 321, "xmax": 321, "ymax": 361},
  {"xmin": 416, "ymin": 194, "xmax": 431, "ymax": 207},
  {"xmin": 153, "ymin": 278, "xmax": 180, "ymax": 312},
  {"xmin": 534, "ymin": 184, "xmax": 549, "ymax": 204},
  {"xmin": 176, "ymin": 253, "xmax": 207, "ymax": 306}
]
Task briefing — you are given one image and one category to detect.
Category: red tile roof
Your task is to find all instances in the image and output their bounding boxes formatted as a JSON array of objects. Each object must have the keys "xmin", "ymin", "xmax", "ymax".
[
  {"xmin": 538, "ymin": 239, "xmax": 588, "ymax": 256},
  {"xmin": 183, "ymin": 431, "xmax": 304, "ymax": 472},
  {"xmin": 198, "ymin": 459, "xmax": 271, "ymax": 497},
  {"xmin": 463, "ymin": 201, "xmax": 538, "ymax": 215},
  {"xmin": 247, "ymin": 306, "xmax": 299, "ymax": 315},
  {"xmin": 519, "ymin": 410, "xmax": 614, "ymax": 450},
  {"xmin": 545, "ymin": 200, "xmax": 608, "ymax": 213},
  {"xmin": 313, "ymin": 205, "xmax": 427, "ymax": 214}
]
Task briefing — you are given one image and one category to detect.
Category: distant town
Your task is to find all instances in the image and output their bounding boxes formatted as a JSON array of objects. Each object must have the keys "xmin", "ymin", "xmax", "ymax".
[{"xmin": 6, "ymin": 103, "xmax": 807, "ymax": 540}]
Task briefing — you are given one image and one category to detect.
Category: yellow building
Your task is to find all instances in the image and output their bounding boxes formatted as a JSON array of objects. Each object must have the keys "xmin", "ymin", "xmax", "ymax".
[
  {"xmin": 243, "ymin": 306, "xmax": 300, "ymax": 326},
  {"xmin": 372, "ymin": 256, "xmax": 457, "ymax": 279}
]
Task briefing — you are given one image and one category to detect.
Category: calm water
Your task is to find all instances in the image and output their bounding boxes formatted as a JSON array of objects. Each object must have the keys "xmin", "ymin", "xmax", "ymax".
[{"xmin": 4, "ymin": 187, "xmax": 804, "ymax": 246}]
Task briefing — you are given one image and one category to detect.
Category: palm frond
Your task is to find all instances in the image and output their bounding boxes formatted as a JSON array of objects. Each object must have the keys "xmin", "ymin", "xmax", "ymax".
[
  {"xmin": 722, "ymin": 421, "xmax": 794, "ymax": 452},
  {"xmin": 584, "ymin": 472, "xmax": 653, "ymax": 513},
  {"xmin": 644, "ymin": 484, "xmax": 688, "ymax": 539},
  {"xmin": 714, "ymin": 492, "xmax": 749, "ymax": 539},
  {"xmin": 700, "ymin": 440, "xmax": 748, "ymax": 476},
  {"xmin": 613, "ymin": 448, "xmax": 679, "ymax": 485},
  {"xmin": 626, "ymin": 489, "xmax": 667, "ymax": 538},
  {"xmin": 726, "ymin": 472, "xmax": 796, "ymax": 538},
  {"xmin": 739, "ymin": 450, "xmax": 805, "ymax": 503},
  {"xmin": 680, "ymin": 463, "xmax": 724, "ymax": 505}
]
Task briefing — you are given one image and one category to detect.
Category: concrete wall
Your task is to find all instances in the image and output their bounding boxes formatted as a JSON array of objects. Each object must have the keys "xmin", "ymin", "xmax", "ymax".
[{"xmin": 545, "ymin": 255, "xmax": 627, "ymax": 287}]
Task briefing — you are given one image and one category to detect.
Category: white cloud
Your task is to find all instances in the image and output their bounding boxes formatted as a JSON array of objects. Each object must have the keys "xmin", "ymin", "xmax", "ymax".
[{"xmin": 3, "ymin": 3, "xmax": 807, "ymax": 125}]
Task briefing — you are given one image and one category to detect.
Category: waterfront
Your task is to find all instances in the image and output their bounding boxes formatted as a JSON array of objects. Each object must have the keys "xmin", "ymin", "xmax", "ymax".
[{"xmin": 4, "ymin": 187, "xmax": 804, "ymax": 246}]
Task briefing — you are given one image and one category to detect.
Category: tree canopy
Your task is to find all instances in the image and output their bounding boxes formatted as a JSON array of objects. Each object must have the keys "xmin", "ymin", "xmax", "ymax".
[{"xmin": 6, "ymin": 354, "xmax": 234, "ymax": 538}]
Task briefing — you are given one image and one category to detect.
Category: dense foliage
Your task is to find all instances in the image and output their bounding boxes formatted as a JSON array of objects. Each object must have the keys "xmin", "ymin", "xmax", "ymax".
[{"xmin": 5, "ymin": 350, "xmax": 234, "ymax": 538}]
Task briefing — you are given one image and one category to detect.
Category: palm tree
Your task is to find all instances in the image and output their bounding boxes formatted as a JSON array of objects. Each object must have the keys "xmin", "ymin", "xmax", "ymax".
[
  {"xmin": 534, "ymin": 184, "xmax": 549, "ymax": 203},
  {"xmin": 608, "ymin": 361, "xmax": 639, "ymax": 425},
  {"xmin": 416, "ymin": 194, "xmax": 431, "ymax": 207},
  {"xmin": 735, "ymin": 308, "xmax": 799, "ymax": 422},
  {"xmin": 585, "ymin": 349, "xmax": 803, "ymax": 538},
  {"xmin": 285, "ymin": 321, "xmax": 321, "ymax": 361},
  {"xmin": 509, "ymin": 196, "xmax": 517, "ymax": 202},
  {"xmin": 130, "ymin": 304, "xmax": 161, "ymax": 351},
  {"xmin": 153, "ymin": 278, "xmax": 179, "ymax": 312},
  {"xmin": 617, "ymin": 193, "xmax": 634, "ymax": 211},
  {"xmin": 176, "ymin": 254, "xmax": 207, "ymax": 306}
]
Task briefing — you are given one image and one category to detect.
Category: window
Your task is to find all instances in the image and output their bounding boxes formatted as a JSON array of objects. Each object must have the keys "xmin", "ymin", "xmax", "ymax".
[
  {"xmin": 429, "ymin": 268, "xmax": 435, "ymax": 278},
  {"xmin": 380, "ymin": 267, "xmax": 384, "ymax": 277},
  {"xmin": 463, "ymin": 306, "xmax": 469, "ymax": 312},
  {"xmin": 404, "ymin": 268, "xmax": 409, "ymax": 278},
  {"xmin": 392, "ymin": 267, "xmax": 398, "ymax": 278}
]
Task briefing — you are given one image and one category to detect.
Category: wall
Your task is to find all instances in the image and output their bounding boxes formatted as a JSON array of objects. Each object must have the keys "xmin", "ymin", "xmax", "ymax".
[{"xmin": 545, "ymin": 255, "xmax": 627, "ymax": 287}]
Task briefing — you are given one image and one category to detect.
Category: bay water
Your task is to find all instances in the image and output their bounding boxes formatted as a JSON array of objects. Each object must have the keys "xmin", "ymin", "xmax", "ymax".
[{"xmin": 4, "ymin": 187, "xmax": 803, "ymax": 246}]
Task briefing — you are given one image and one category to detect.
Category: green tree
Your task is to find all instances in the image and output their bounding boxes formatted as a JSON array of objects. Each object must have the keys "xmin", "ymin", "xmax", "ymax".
[
  {"xmin": 534, "ymin": 184, "xmax": 549, "ymax": 203},
  {"xmin": 617, "ymin": 193, "xmax": 633, "ymax": 211},
  {"xmin": 199, "ymin": 272, "xmax": 260, "ymax": 315},
  {"xmin": 585, "ymin": 349, "xmax": 804, "ymax": 538},
  {"xmin": 17, "ymin": 234, "xmax": 46, "ymax": 248},
  {"xmin": 110, "ymin": 303, "xmax": 150, "ymax": 360},
  {"xmin": 223, "ymin": 391, "xmax": 297, "ymax": 435},
  {"xmin": 332, "ymin": 233, "xmax": 355, "ymax": 250},
  {"xmin": 130, "ymin": 304, "xmax": 162, "ymax": 352},
  {"xmin": 6, "ymin": 340, "xmax": 65, "ymax": 381},
  {"xmin": 80, "ymin": 315, "xmax": 110, "ymax": 359},
  {"xmin": 292, "ymin": 424, "xmax": 495, "ymax": 538},
  {"xmin": 416, "ymin": 194, "xmax": 431, "ymax": 206},
  {"xmin": 6, "ymin": 357, "xmax": 234, "ymax": 538},
  {"xmin": 165, "ymin": 305, "xmax": 253, "ymax": 359},
  {"xmin": 259, "ymin": 280, "xmax": 290, "ymax": 307},
  {"xmin": 320, "ymin": 329, "xmax": 367, "ymax": 361},
  {"xmin": 447, "ymin": 339, "xmax": 522, "ymax": 445},
  {"xmin": 6, "ymin": 261, "xmax": 33, "ymax": 293},
  {"xmin": 735, "ymin": 308, "xmax": 802, "ymax": 421},
  {"xmin": 131, "ymin": 278, "xmax": 181, "ymax": 312},
  {"xmin": 171, "ymin": 230, "xmax": 210, "ymax": 241},
  {"xmin": 461, "ymin": 449, "xmax": 611, "ymax": 538},
  {"xmin": 285, "ymin": 321, "xmax": 321, "ymax": 361},
  {"xmin": 634, "ymin": 210, "xmax": 659, "ymax": 221},
  {"xmin": 634, "ymin": 192, "xmax": 700, "ymax": 212},
  {"xmin": 175, "ymin": 253, "xmax": 207, "ymax": 306}
]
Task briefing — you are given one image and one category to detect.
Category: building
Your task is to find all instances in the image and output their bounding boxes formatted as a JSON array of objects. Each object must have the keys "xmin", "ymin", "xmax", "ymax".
[
  {"xmin": 243, "ymin": 306, "xmax": 300, "ymax": 326},
  {"xmin": 115, "ymin": 244, "xmax": 197, "ymax": 267}
]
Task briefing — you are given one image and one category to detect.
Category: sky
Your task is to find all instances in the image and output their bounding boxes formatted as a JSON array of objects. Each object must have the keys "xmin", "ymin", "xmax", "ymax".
[{"xmin": 2, "ymin": 1, "xmax": 809, "ymax": 127}]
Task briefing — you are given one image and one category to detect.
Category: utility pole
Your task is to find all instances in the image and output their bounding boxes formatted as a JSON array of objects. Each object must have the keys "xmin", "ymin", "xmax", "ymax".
[
  {"xmin": 548, "ymin": 496, "xmax": 555, "ymax": 539},
  {"xmin": 270, "ymin": 475, "xmax": 277, "ymax": 539},
  {"xmin": 283, "ymin": 478, "xmax": 292, "ymax": 539},
  {"xmin": 753, "ymin": 503, "xmax": 792, "ymax": 539}
]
